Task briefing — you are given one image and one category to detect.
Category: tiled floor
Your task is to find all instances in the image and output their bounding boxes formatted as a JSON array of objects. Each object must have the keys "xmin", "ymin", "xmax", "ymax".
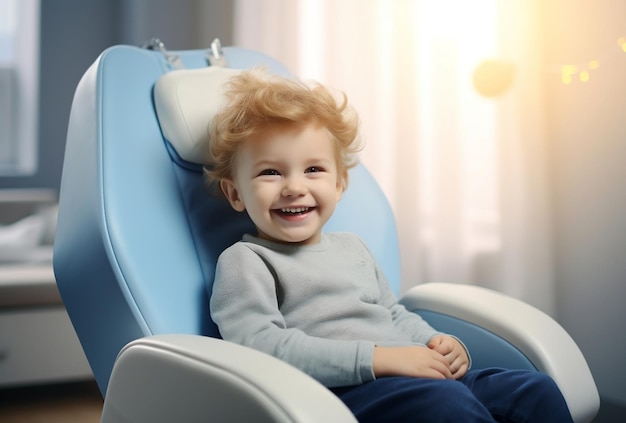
[{"xmin": 0, "ymin": 380, "xmax": 102, "ymax": 423}]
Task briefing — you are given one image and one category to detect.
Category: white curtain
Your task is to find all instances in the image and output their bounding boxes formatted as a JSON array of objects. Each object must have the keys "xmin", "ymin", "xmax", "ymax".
[{"xmin": 232, "ymin": 0, "xmax": 555, "ymax": 315}]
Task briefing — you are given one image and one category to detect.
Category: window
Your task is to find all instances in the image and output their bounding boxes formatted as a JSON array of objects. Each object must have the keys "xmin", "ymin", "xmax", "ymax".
[{"xmin": 0, "ymin": 0, "xmax": 40, "ymax": 175}]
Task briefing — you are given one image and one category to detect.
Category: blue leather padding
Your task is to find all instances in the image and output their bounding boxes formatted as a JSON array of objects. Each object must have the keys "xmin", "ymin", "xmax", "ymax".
[
  {"xmin": 418, "ymin": 311, "xmax": 537, "ymax": 371},
  {"xmin": 54, "ymin": 53, "xmax": 148, "ymax": 393},
  {"xmin": 165, "ymin": 146, "xmax": 255, "ymax": 338}
]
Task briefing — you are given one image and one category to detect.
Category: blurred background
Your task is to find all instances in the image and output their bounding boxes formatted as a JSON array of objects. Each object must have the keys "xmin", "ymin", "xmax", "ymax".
[{"xmin": 0, "ymin": 0, "xmax": 624, "ymax": 421}]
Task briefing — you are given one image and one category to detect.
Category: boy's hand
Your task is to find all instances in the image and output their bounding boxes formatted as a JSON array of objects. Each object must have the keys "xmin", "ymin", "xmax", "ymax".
[
  {"xmin": 372, "ymin": 345, "xmax": 453, "ymax": 380},
  {"xmin": 428, "ymin": 335, "xmax": 469, "ymax": 379}
]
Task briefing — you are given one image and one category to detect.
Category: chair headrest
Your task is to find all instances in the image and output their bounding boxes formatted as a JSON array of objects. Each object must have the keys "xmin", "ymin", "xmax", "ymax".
[{"xmin": 154, "ymin": 66, "xmax": 241, "ymax": 164}]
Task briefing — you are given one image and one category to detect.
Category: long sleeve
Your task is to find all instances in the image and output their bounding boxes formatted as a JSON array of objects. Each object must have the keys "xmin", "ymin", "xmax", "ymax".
[
  {"xmin": 210, "ymin": 233, "xmax": 469, "ymax": 388},
  {"xmin": 210, "ymin": 242, "xmax": 376, "ymax": 387}
]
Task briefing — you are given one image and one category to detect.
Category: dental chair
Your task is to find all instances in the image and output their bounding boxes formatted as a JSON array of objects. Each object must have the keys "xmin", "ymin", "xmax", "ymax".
[{"xmin": 53, "ymin": 40, "xmax": 599, "ymax": 423}]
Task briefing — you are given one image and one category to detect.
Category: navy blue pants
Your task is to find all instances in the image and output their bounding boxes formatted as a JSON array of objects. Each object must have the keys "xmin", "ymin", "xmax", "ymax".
[{"xmin": 330, "ymin": 368, "xmax": 573, "ymax": 422}]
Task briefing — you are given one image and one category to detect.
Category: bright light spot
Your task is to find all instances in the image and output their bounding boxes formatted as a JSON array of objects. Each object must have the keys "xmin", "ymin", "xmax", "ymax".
[
  {"xmin": 562, "ymin": 65, "xmax": 578, "ymax": 74},
  {"xmin": 588, "ymin": 60, "xmax": 599, "ymax": 70},
  {"xmin": 579, "ymin": 71, "xmax": 590, "ymax": 82},
  {"xmin": 561, "ymin": 65, "xmax": 577, "ymax": 84}
]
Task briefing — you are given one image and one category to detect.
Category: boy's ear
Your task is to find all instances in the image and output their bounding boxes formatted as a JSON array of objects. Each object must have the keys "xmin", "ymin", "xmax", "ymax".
[
  {"xmin": 336, "ymin": 170, "xmax": 349, "ymax": 201},
  {"xmin": 220, "ymin": 179, "xmax": 246, "ymax": 212}
]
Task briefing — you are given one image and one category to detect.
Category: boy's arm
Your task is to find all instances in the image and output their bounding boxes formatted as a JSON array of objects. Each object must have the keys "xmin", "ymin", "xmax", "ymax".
[
  {"xmin": 359, "ymin": 238, "xmax": 471, "ymax": 378},
  {"xmin": 373, "ymin": 264, "xmax": 473, "ymax": 373},
  {"xmin": 210, "ymin": 244, "xmax": 376, "ymax": 388}
]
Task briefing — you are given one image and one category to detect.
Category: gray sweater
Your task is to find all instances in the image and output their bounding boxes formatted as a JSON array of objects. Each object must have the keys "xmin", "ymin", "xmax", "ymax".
[{"xmin": 210, "ymin": 232, "xmax": 442, "ymax": 387}]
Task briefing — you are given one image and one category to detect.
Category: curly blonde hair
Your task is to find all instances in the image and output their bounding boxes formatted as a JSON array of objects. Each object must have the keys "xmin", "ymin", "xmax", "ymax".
[{"xmin": 204, "ymin": 69, "xmax": 361, "ymax": 191}]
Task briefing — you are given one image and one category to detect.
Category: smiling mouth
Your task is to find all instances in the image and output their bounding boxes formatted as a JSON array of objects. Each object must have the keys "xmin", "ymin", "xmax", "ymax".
[{"xmin": 278, "ymin": 207, "xmax": 312, "ymax": 215}]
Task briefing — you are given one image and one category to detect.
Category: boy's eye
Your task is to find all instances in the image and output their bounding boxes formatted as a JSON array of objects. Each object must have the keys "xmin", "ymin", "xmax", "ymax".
[
  {"xmin": 259, "ymin": 169, "xmax": 280, "ymax": 176},
  {"xmin": 306, "ymin": 166, "xmax": 324, "ymax": 173}
]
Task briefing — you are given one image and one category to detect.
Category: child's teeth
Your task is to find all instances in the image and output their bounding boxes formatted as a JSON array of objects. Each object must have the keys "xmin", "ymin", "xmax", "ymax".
[{"xmin": 282, "ymin": 207, "xmax": 309, "ymax": 213}]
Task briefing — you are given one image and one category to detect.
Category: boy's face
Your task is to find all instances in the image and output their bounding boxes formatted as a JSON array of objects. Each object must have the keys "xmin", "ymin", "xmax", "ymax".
[{"xmin": 220, "ymin": 124, "xmax": 345, "ymax": 245}]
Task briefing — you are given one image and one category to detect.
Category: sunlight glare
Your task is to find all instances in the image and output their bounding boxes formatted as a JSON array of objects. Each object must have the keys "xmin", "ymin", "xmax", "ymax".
[
  {"xmin": 416, "ymin": 0, "xmax": 501, "ymax": 254},
  {"xmin": 297, "ymin": 0, "xmax": 325, "ymax": 81}
]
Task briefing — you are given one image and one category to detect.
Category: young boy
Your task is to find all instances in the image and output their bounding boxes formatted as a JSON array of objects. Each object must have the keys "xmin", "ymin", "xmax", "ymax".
[{"xmin": 206, "ymin": 69, "xmax": 573, "ymax": 422}]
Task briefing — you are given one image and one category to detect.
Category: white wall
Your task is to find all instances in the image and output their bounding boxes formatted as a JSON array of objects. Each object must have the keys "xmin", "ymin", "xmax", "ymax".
[{"xmin": 543, "ymin": 0, "xmax": 626, "ymax": 408}]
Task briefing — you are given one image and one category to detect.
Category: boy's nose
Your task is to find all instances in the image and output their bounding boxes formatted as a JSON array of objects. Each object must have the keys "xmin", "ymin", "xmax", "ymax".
[{"xmin": 282, "ymin": 176, "xmax": 307, "ymax": 197}]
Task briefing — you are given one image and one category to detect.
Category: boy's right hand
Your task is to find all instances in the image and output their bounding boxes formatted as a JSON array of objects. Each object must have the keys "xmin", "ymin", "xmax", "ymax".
[{"xmin": 372, "ymin": 346, "xmax": 453, "ymax": 380}]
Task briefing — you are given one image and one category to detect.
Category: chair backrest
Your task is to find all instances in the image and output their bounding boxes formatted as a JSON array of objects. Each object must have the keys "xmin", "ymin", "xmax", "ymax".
[{"xmin": 53, "ymin": 44, "xmax": 401, "ymax": 395}]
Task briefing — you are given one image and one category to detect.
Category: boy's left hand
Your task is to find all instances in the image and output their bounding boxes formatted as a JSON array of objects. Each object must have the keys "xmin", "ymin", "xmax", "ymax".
[{"xmin": 428, "ymin": 335, "xmax": 469, "ymax": 379}]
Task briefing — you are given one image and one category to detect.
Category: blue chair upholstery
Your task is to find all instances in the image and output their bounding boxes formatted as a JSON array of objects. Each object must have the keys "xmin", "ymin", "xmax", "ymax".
[{"xmin": 53, "ymin": 43, "xmax": 599, "ymax": 423}]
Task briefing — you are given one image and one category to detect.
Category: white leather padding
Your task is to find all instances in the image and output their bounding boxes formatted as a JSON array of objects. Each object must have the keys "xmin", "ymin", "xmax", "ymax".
[
  {"xmin": 154, "ymin": 66, "xmax": 241, "ymax": 164},
  {"xmin": 100, "ymin": 334, "xmax": 357, "ymax": 423},
  {"xmin": 400, "ymin": 283, "xmax": 600, "ymax": 423}
]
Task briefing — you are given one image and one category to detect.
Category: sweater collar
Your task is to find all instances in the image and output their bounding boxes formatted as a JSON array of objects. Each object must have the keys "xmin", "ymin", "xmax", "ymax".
[{"xmin": 242, "ymin": 233, "xmax": 330, "ymax": 253}]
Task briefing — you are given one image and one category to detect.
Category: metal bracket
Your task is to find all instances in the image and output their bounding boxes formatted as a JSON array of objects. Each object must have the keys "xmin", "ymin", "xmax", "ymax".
[
  {"xmin": 143, "ymin": 38, "xmax": 184, "ymax": 70},
  {"xmin": 208, "ymin": 38, "xmax": 227, "ymax": 67}
]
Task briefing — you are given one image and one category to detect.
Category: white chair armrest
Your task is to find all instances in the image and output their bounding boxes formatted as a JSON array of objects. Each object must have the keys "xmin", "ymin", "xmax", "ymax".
[
  {"xmin": 400, "ymin": 283, "xmax": 599, "ymax": 423},
  {"xmin": 101, "ymin": 334, "xmax": 356, "ymax": 423}
]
